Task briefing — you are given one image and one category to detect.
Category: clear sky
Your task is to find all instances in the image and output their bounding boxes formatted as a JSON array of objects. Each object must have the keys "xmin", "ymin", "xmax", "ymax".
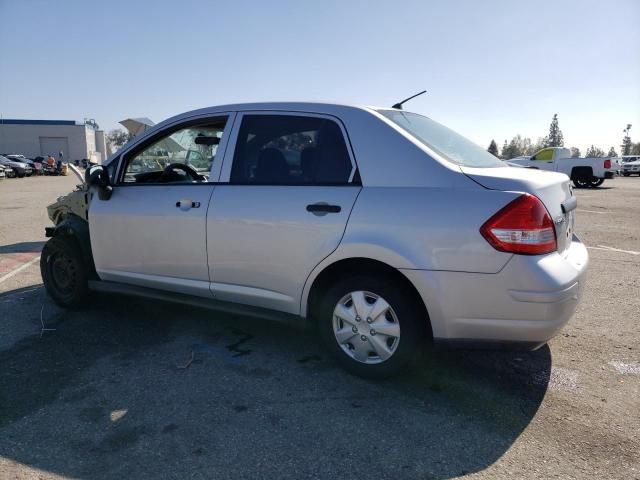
[{"xmin": 1, "ymin": 0, "xmax": 638, "ymax": 153}]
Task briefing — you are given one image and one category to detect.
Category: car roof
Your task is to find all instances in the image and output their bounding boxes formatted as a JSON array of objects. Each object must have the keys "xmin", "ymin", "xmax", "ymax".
[{"xmin": 162, "ymin": 102, "xmax": 379, "ymax": 123}]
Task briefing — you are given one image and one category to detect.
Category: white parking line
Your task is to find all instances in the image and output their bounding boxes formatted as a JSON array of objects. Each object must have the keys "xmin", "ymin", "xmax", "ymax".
[
  {"xmin": 577, "ymin": 209, "xmax": 606, "ymax": 214},
  {"xmin": 0, "ymin": 256, "xmax": 41, "ymax": 284},
  {"xmin": 608, "ymin": 361, "xmax": 640, "ymax": 375},
  {"xmin": 588, "ymin": 245, "xmax": 640, "ymax": 256}
]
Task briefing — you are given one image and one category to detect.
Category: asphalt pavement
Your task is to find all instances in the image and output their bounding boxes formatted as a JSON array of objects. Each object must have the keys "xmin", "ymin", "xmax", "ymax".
[{"xmin": 0, "ymin": 174, "xmax": 638, "ymax": 479}]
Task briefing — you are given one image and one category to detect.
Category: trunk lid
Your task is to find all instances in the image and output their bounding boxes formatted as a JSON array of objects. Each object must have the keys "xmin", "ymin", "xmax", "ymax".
[{"xmin": 460, "ymin": 165, "xmax": 575, "ymax": 254}]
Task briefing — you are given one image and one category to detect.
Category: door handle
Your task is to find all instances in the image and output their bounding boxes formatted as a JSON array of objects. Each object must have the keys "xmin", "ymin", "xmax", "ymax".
[
  {"xmin": 306, "ymin": 203, "xmax": 341, "ymax": 215},
  {"xmin": 176, "ymin": 200, "xmax": 201, "ymax": 210}
]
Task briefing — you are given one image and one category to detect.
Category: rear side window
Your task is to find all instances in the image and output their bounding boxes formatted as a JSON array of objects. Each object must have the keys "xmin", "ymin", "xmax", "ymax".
[
  {"xmin": 378, "ymin": 110, "xmax": 504, "ymax": 168},
  {"xmin": 230, "ymin": 115, "xmax": 354, "ymax": 185}
]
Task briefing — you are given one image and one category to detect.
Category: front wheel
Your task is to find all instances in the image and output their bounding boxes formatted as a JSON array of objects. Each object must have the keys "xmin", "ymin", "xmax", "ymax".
[
  {"xmin": 317, "ymin": 275, "xmax": 427, "ymax": 378},
  {"xmin": 589, "ymin": 177, "xmax": 605, "ymax": 187},
  {"xmin": 41, "ymin": 236, "xmax": 88, "ymax": 308}
]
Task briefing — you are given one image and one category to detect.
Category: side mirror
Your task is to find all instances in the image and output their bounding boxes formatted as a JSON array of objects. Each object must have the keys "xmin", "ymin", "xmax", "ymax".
[{"xmin": 86, "ymin": 165, "xmax": 113, "ymax": 200}]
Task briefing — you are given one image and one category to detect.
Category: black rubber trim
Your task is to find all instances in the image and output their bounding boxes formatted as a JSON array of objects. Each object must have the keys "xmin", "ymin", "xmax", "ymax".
[{"xmin": 88, "ymin": 280, "xmax": 307, "ymax": 329}]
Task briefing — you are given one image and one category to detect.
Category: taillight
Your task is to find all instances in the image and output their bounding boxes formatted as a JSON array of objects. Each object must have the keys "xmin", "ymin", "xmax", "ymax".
[
  {"xmin": 480, "ymin": 194, "xmax": 557, "ymax": 255},
  {"xmin": 604, "ymin": 159, "xmax": 611, "ymax": 169}
]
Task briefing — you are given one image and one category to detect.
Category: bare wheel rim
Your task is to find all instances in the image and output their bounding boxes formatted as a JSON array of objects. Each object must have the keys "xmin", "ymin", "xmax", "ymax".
[
  {"xmin": 49, "ymin": 252, "xmax": 77, "ymax": 296},
  {"xmin": 332, "ymin": 290, "xmax": 401, "ymax": 365}
]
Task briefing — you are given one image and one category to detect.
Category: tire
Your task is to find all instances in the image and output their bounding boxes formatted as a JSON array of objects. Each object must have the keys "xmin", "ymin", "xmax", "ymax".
[
  {"xmin": 623, "ymin": 173, "xmax": 630, "ymax": 177},
  {"xmin": 40, "ymin": 236, "xmax": 88, "ymax": 308},
  {"xmin": 316, "ymin": 275, "xmax": 427, "ymax": 379},
  {"xmin": 589, "ymin": 177, "xmax": 605, "ymax": 187}
]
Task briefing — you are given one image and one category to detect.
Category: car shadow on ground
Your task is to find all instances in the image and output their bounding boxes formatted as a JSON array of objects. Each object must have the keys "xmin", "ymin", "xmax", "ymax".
[
  {"xmin": 0, "ymin": 288, "xmax": 551, "ymax": 479},
  {"xmin": 0, "ymin": 241, "xmax": 45, "ymax": 254}
]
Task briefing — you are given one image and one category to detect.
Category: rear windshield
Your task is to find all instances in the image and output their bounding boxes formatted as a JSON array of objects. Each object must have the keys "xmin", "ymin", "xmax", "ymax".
[{"xmin": 377, "ymin": 110, "xmax": 504, "ymax": 168}]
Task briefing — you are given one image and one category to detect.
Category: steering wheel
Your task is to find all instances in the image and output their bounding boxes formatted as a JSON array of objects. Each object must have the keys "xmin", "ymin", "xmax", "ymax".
[{"xmin": 162, "ymin": 163, "xmax": 204, "ymax": 182}]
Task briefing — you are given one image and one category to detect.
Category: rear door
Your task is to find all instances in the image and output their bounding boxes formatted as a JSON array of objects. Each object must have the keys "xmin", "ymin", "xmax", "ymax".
[
  {"xmin": 206, "ymin": 112, "xmax": 361, "ymax": 314},
  {"xmin": 89, "ymin": 114, "xmax": 234, "ymax": 297}
]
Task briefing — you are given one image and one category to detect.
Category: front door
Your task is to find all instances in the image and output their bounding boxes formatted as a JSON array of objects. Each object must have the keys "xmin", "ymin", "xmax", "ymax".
[
  {"xmin": 207, "ymin": 113, "xmax": 361, "ymax": 314},
  {"xmin": 89, "ymin": 115, "xmax": 232, "ymax": 297},
  {"xmin": 530, "ymin": 147, "xmax": 555, "ymax": 171}
]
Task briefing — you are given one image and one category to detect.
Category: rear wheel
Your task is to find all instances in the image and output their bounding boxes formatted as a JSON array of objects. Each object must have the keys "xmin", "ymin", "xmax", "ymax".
[
  {"xmin": 573, "ymin": 177, "xmax": 590, "ymax": 188},
  {"xmin": 40, "ymin": 236, "xmax": 88, "ymax": 308},
  {"xmin": 317, "ymin": 275, "xmax": 426, "ymax": 378},
  {"xmin": 589, "ymin": 177, "xmax": 605, "ymax": 187}
]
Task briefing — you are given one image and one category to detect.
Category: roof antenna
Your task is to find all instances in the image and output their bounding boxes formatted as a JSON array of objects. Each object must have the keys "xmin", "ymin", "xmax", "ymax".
[{"xmin": 392, "ymin": 90, "xmax": 427, "ymax": 110}]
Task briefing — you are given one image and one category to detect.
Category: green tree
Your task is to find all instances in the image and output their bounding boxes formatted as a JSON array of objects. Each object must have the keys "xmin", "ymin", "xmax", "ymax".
[
  {"xmin": 607, "ymin": 147, "xmax": 618, "ymax": 157},
  {"xmin": 544, "ymin": 114, "xmax": 564, "ymax": 147},
  {"xmin": 501, "ymin": 135, "xmax": 525, "ymax": 159},
  {"xmin": 524, "ymin": 137, "xmax": 546, "ymax": 156},
  {"xmin": 487, "ymin": 139, "xmax": 499, "ymax": 157},
  {"xmin": 106, "ymin": 129, "xmax": 134, "ymax": 151},
  {"xmin": 500, "ymin": 135, "xmax": 543, "ymax": 159},
  {"xmin": 621, "ymin": 124, "xmax": 632, "ymax": 155},
  {"xmin": 585, "ymin": 145, "xmax": 605, "ymax": 157},
  {"xmin": 570, "ymin": 147, "xmax": 581, "ymax": 158},
  {"xmin": 500, "ymin": 140, "xmax": 509, "ymax": 159},
  {"xmin": 632, "ymin": 143, "xmax": 640, "ymax": 155}
]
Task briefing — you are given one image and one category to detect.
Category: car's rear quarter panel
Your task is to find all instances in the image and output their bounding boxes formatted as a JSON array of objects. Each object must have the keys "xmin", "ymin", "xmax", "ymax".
[{"xmin": 337, "ymin": 186, "xmax": 516, "ymax": 273}]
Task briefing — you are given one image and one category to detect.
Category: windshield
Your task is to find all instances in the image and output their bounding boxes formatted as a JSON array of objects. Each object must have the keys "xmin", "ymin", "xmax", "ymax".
[{"xmin": 377, "ymin": 110, "xmax": 504, "ymax": 168}]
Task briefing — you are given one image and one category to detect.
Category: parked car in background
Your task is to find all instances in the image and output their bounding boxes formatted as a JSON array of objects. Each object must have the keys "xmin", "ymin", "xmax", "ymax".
[
  {"xmin": 0, "ymin": 165, "xmax": 6, "ymax": 180},
  {"xmin": 0, "ymin": 163, "xmax": 16, "ymax": 178},
  {"xmin": 41, "ymin": 102, "xmax": 588, "ymax": 378},
  {"xmin": 0, "ymin": 155, "xmax": 32, "ymax": 177},
  {"xmin": 6, "ymin": 155, "xmax": 44, "ymax": 175},
  {"xmin": 507, "ymin": 147, "xmax": 616, "ymax": 188},
  {"xmin": 4, "ymin": 154, "xmax": 28, "ymax": 161},
  {"xmin": 621, "ymin": 155, "xmax": 640, "ymax": 176}
]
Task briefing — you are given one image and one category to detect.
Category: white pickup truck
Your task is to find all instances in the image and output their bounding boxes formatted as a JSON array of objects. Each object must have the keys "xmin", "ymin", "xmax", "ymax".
[{"xmin": 507, "ymin": 147, "xmax": 617, "ymax": 188}]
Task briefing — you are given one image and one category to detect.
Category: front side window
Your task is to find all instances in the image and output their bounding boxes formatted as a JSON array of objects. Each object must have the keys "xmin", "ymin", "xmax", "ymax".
[
  {"xmin": 532, "ymin": 148, "xmax": 554, "ymax": 161},
  {"xmin": 230, "ymin": 115, "xmax": 353, "ymax": 185},
  {"xmin": 377, "ymin": 110, "xmax": 504, "ymax": 168},
  {"xmin": 121, "ymin": 119, "xmax": 227, "ymax": 184}
]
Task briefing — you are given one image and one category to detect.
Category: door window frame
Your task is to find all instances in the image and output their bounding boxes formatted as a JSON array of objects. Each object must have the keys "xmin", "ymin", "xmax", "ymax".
[
  {"xmin": 113, "ymin": 112, "xmax": 237, "ymax": 186},
  {"xmin": 218, "ymin": 111, "xmax": 360, "ymax": 186}
]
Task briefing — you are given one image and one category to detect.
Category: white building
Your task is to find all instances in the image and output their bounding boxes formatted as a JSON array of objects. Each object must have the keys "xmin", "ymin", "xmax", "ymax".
[{"xmin": 0, "ymin": 119, "xmax": 107, "ymax": 163}]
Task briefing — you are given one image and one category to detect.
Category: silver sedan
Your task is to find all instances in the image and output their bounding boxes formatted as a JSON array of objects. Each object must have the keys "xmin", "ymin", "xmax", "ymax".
[{"xmin": 41, "ymin": 102, "xmax": 588, "ymax": 378}]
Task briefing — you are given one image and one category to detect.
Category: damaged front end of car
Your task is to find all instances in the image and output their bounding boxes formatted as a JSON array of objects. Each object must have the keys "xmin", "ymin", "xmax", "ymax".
[{"xmin": 46, "ymin": 164, "xmax": 91, "ymax": 226}]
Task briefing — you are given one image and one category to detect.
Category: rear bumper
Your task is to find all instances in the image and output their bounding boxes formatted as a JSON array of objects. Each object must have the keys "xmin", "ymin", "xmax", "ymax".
[{"xmin": 401, "ymin": 236, "xmax": 588, "ymax": 347}]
